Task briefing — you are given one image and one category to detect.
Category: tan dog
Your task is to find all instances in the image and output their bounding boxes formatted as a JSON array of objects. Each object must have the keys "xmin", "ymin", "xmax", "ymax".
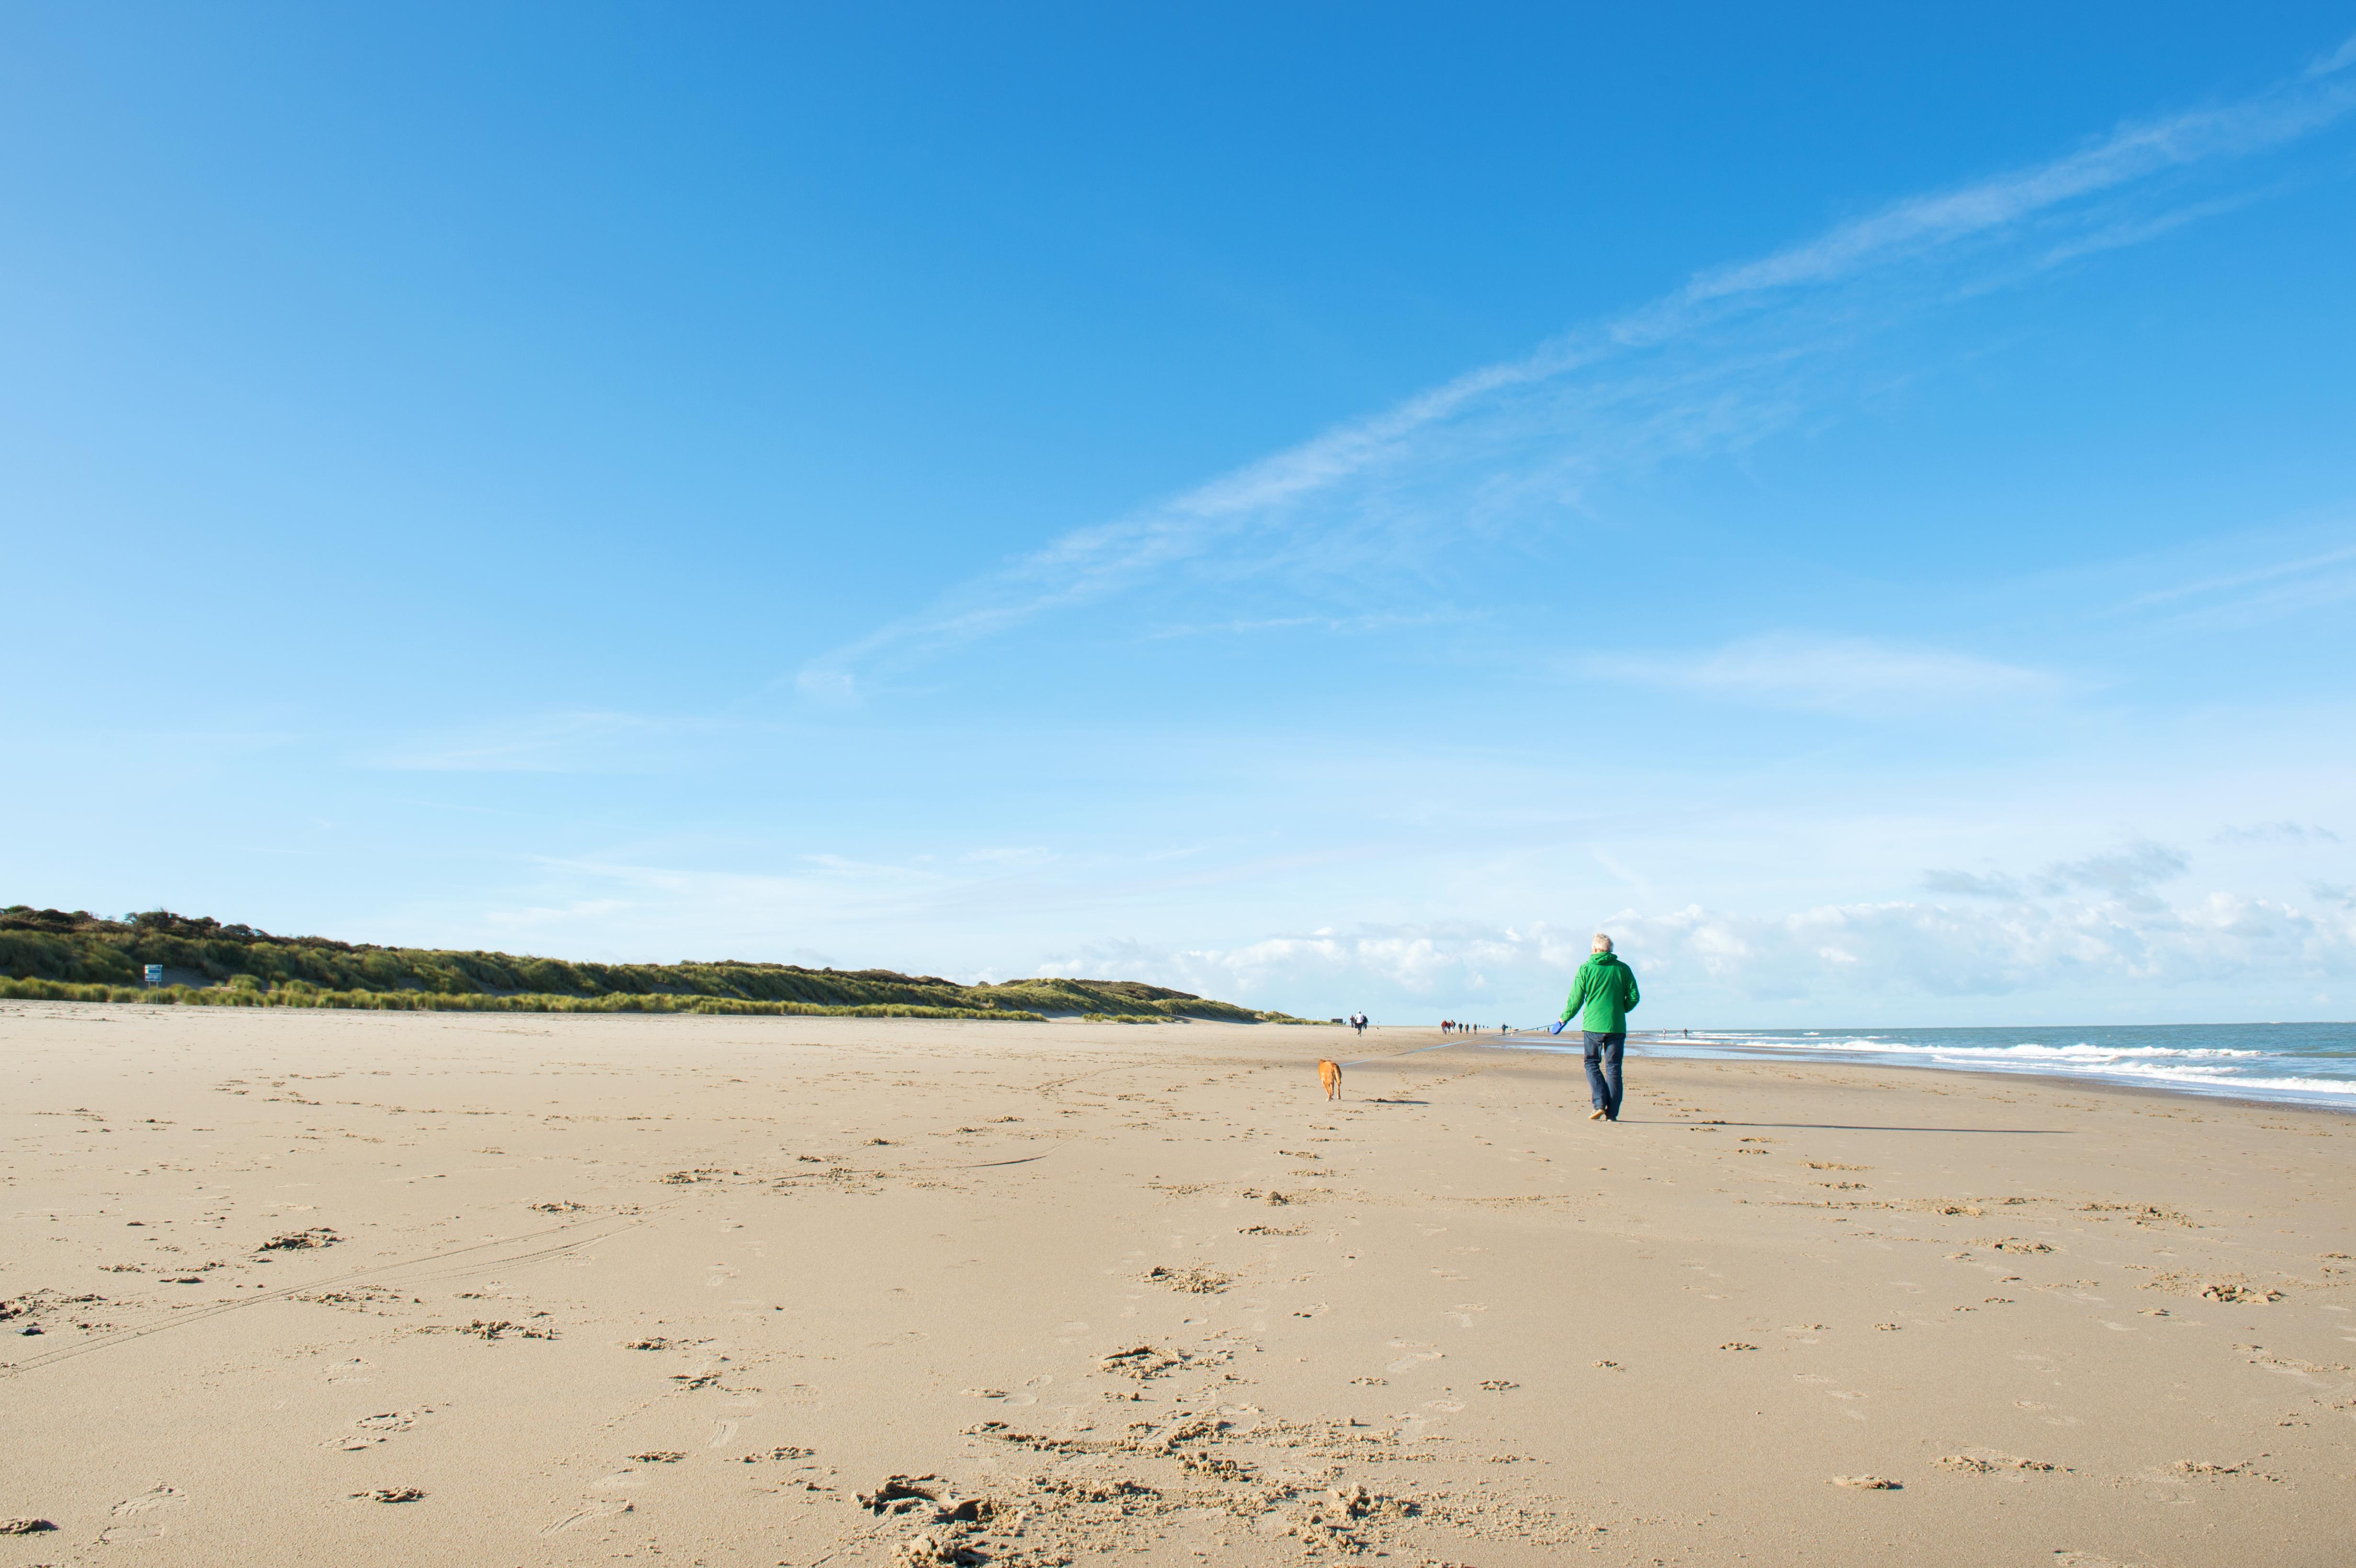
[{"xmin": 1317, "ymin": 1058, "xmax": 1342, "ymax": 1101}]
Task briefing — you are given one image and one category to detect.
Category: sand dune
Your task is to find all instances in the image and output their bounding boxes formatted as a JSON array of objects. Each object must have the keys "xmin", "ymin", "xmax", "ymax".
[{"xmin": 2, "ymin": 1004, "xmax": 2350, "ymax": 1565}]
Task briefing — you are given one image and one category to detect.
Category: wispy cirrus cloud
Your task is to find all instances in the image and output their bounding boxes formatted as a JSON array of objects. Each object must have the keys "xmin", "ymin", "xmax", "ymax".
[
  {"xmin": 2215, "ymin": 820, "xmax": 2342, "ymax": 845},
  {"xmin": 1683, "ymin": 63, "xmax": 2356, "ymax": 300},
  {"xmin": 1588, "ymin": 633, "xmax": 2067, "ymax": 715},
  {"xmin": 2311, "ymin": 32, "xmax": 2356, "ymax": 78},
  {"xmin": 2119, "ymin": 537, "xmax": 2356, "ymax": 628},
  {"xmin": 796, "ymin": 42, "xmax": 2356, "ymax": 701},
  {"xmin": 1142, "ymin": 608, "xmax": 1481, "ymax": 640},
  {"xmin": 363, "ymin": 711, "xmax": 772, "ymax": 774}
]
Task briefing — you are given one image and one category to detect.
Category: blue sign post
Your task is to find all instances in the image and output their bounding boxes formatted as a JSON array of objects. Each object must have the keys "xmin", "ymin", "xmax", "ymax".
[{"xmin": 143, "ymin": 964, "xmax": 163, "ymax": 987}]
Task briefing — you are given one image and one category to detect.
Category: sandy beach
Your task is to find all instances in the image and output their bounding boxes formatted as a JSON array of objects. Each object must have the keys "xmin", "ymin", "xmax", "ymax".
[{"xmin": 2, "ymin": 1003, "xmax": 2350, "ymax": 1567}]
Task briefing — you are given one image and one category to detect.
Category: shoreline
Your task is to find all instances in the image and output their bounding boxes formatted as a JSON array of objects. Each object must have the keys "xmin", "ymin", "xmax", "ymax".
[
  {"xmin": 1510, "ymin": 1033, "xmax": 2356, "ymax": 1118},
  {"xmin": 1495, "ymin": 1023, "xmax": 2356, "ymax": 1115}
]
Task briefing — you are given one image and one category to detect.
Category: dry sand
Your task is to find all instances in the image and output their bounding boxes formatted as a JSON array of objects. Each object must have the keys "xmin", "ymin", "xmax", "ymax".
[{"xmin": 2, "ymin": 1003, "xmax": 2351, "ymax": 1567}]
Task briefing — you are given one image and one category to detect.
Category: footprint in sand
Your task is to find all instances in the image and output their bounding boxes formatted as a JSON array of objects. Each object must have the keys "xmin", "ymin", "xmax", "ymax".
[
  {"xmin": 2013, "ymin": 1400, "xmax": 2079, "ymax": 1426},
  {"xmin": 1385, "ymin": 1343, "xmax": 1444, "ymax": 1376},
  {"xmin": 541, "ymin": 1500, "xmax": 634, "ymax": 1534},
  {"xmin": 354, "ymin": 1411, "xmax": 419, "ymax": 1432},
  {"xmin": 333, "ymin": 1411, "xmax": 424, "ymax": 1451},
  {"xmin": 100, "ymin": 1486, "xmax": 188, "ymax": 1542}
]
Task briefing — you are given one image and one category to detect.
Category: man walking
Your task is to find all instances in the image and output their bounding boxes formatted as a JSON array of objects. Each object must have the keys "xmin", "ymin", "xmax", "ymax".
[{"xmin": 1556, "ymin": 933, "xmax": 1640, "ymax": 1121}]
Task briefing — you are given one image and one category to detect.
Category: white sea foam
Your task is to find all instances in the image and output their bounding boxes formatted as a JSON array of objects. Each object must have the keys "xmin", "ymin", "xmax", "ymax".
[
  {"xmin": 1507, "ymin": 1023, "xmax": 2356, "ymax": 1108},
  {"xmin": 1714, "ymin": 1036, "xmax": 2258, "ymax": 1061}
]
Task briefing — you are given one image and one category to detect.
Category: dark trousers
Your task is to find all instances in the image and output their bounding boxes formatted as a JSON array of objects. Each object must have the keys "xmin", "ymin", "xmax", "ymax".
[{"xmin": 1582, "ymin": 1030, "xmax": 1626, "ymax": 1119}]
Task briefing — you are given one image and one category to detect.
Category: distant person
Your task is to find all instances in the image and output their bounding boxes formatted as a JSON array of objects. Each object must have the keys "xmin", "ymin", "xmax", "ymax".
[
  {"xmin": 1554, "ymin": 932, "xmax": 1641, "ymax": 1122},
  {"xmin": 1351, "ymin": 1011, "xmax": 1367, "ymax": 1036}
]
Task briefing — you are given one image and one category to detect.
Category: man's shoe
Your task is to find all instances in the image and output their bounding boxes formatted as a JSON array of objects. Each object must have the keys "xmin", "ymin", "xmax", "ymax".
[{"xmin": 1588, "ymin": 1107, "xmax": 1606, "ymax": 1120}]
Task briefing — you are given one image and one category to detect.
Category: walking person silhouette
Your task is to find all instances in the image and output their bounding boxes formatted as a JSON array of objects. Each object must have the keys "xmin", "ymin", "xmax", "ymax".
[{"xmin": 1553, "ymin": 933, "xmax": 1640, "ymax": 1121}]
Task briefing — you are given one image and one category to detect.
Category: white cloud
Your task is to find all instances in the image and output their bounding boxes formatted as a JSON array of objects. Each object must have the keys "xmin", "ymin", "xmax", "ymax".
[
  {"xmin": 1685, "ymin": 73, "xmax": 2355, "ymax": 300},
  {"xmin": 1025, "ymin": 876, "xmax": 2356, "ymax": 1019},
  {"xmin": 2308, "ymin": 31, "xmax": 2356, "ymax": 79},
  {"xmin": 962, "ymin": 845, "xmax": 1054, "ymax": 865},
  {"xmin": 1923, "ymin": 841, "xmax": 2187, "ymax": 902},
  {"xmin": 1037, "ymin": 921, "xmax": 1597, "ymax": 1008},
  {"xmin": 2121, "ymin": 538, "xmax": 2356, "ymax": 625},
  {"xmin": 1589, "ymin": 634, "xmax": 2066, "ymax": 715},
  {"xmin": 2037, "ymin": 841, "xmax": 2188, "ymax": 897},
  {"xmin": 1143, "ymin": 609, "xmax": 1479, "ymax": 640},
  {"xmin": 2214, "ymin": 820, "xmax": 2343, "ymax": 845},
  {"xmin": 1920, "ymin": 869, "xmax": 2025, "ymax": 899},
  {"xmin": 794, "ymin": 667, "xmax": 861, "ymax": 708},
  {"xmin": 364, "ymin": 710, "xmax": 756, "ymax": 774},
  {"xmin": 1613, "ymin": 889, "xmax": 2356, "ymax": 1003}
]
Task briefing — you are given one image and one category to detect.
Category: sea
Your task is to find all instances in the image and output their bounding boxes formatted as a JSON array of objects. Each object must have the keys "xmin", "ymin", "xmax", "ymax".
[{"xmin": 1500, "ymin": 1022, "xmax": 2356, "ymax": 1110}]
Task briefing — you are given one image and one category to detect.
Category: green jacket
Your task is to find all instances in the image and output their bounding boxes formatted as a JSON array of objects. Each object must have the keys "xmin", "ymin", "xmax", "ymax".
[{"xmin": 1559, "ymin": 953, "xmax": 1640, "ymax": 1033}]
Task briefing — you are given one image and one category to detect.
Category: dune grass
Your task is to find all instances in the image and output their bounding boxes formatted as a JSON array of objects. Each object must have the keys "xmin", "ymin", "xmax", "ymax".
[
  {"xmin": 0, "ymin": 907, "xmax": 1321, "ymax": 1023},
  {"xmin": 0, "ymin": 974, "xmax": 1040, "ymax": 1019}
]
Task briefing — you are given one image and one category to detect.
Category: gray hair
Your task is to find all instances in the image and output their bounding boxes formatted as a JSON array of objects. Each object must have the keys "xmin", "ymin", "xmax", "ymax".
[{"xmin": 1592, "ymin": 932, "xmax": 1614, "ymax": 953}]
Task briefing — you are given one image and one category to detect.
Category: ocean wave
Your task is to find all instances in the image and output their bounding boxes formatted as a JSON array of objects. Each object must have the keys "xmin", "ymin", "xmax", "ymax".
[
  {"xmin": 1596, "ymin": 1028, "xmax": 2356, "ymax": 1106},
  {"xmin": 2089, "ymin": 1064, "xmax": 2356, "ymax": 1095},
  {"xmin": 1707, "ymin": 1036, "xmax": 2259, "ymax": 1061}
]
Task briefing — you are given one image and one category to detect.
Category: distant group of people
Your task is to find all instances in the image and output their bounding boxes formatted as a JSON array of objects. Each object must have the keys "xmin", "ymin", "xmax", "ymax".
[
  {"xmin": 1347, "ymin": 1011, "xmax": 1368, "ymax": 1034},
  {"xmin": 1439, "ymin": 1018, "xmax": 1492, "ymax": 1034}
]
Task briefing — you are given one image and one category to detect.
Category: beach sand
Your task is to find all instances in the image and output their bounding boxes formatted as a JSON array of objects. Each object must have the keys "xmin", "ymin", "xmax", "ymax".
[{"xmin": 2, "ymin": 1004, "xmax": 2350, "ymax": 1566}]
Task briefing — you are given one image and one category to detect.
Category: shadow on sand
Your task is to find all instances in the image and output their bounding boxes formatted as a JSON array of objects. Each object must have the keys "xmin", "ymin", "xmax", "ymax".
[{"xmin": 1616, "ymin": 1120, "xmax": 2070, "ymax": 1135}]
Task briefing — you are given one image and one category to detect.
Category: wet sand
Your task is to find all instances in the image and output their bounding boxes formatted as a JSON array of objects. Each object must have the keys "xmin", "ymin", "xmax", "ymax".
[{"xmin": 2, "ymin": 1003, "xmax": 2351, "ymax": 1566}]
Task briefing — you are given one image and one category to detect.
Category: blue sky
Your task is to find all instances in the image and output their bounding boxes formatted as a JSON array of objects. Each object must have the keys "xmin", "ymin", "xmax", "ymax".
[{"xmin": 6, "ymin": 4, "xmax": 2356, "ymax": 1025}]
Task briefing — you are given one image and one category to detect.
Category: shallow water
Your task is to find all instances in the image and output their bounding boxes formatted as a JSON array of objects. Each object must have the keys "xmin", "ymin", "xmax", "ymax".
[{"xmin": 1500, "ymin": 1022, "xmax": 2356, "ymax": 1110}]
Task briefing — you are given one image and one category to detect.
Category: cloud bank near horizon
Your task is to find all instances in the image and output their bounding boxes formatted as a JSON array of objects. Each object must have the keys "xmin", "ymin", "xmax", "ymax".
[{"xmin": 1032, "ymin": 879, "xmax": 2356, "ymax": 1021}]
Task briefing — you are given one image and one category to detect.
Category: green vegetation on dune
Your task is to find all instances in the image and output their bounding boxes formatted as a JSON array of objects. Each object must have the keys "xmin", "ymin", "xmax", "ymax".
[
  {"xmin": 0, "ymin": 907, "xmax": 1319, "ymax": 1023},
  {"xmin": 0, "ymin": 976, "xmax": 1032, "ymax": 1019}
]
